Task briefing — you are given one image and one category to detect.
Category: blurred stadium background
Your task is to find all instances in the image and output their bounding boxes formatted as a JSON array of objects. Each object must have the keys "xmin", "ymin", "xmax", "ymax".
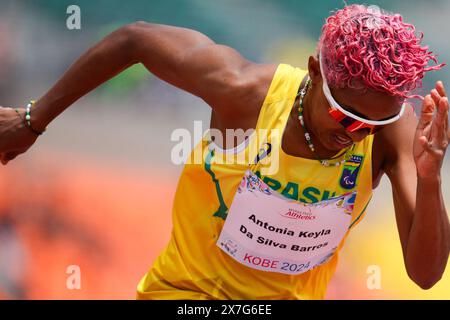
[{"xmin": 0, "ymin": 0, "xmax": 449, "ymax": 299}]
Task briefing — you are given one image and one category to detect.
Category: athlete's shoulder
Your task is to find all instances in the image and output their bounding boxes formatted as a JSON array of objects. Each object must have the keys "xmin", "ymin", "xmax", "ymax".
[
  {"xmin": 216, "ymin": 63, "xmax": 278, "ymax": 119},
  {"xmin": 213, "ymin": 63, "xmax": 306, "ymax": 128},
  {"xmin": 229, "ymin": 63, "xmax": 306, "ymax": 112}
]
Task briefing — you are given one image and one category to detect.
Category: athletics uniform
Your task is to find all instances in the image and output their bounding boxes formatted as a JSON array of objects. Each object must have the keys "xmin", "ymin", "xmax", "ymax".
[{"xmin": 137, "ymin": 64, "xmax": 373, "ymax": 300}]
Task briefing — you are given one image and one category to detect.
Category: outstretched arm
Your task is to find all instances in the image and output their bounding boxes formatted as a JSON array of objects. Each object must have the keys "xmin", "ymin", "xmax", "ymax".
[{"xmin": 0, "ymin": 22, "xmax": 271, "ymax": 163}]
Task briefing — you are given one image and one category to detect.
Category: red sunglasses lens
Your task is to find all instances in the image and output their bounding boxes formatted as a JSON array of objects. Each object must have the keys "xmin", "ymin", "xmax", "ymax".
[{"xmin": 329, "ymin": 108, "xmax": 381, "ymax": 134}]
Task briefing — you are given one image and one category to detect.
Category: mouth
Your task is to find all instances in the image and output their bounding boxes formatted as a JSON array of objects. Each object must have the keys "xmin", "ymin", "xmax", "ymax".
[{"xmin": 333, "ymin": 134, "xmax": 353, "ymax": 148}]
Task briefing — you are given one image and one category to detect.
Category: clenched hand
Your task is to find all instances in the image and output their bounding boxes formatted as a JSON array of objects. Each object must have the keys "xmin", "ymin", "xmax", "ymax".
[{"xmin": 0, "ymin": 106, "xmax": 40, "ymax": 165}]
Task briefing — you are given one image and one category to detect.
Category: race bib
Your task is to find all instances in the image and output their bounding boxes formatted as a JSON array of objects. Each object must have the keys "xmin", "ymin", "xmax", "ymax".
[{"xmin": 216, "ymin": 170, "xmax": 355, "ymax": 275}]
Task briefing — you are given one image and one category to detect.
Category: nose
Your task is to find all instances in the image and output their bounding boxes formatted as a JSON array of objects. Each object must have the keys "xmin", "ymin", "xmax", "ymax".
[{"xmin": 347, "ymin": 128, "xmax": 370, "ymax": 142}]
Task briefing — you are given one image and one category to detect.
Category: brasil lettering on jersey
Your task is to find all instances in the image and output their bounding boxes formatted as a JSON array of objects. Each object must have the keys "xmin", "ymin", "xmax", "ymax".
[
  {"xmin": 254, "ymin": 171, "xmax": 339, "ymax": 204},
  {"xmin": 204, "ymin": 145, "xmax": 365, "ymax": 221}
]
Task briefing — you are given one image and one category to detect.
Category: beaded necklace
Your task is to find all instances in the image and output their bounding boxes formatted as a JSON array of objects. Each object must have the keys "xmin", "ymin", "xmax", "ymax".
[{"xmin": 296, "ymin": 77, "xmax": 355, "ymax": 167}]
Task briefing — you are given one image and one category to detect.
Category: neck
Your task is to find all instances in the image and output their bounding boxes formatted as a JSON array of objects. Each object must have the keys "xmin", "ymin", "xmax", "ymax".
[
  {"xmin": 282, "ymin": 78, "xmax": 318, "ymax": 159},
  {"xmin": 283, "ymin": 76, "xmax": 345, "ymax": 160},
  {"xmin": 299, "ymin": 81, "xmax": 344, "ymax": 159},
  {"xmin": 301, "ymin": 87, "xmax": 316, "ymax": 142}
]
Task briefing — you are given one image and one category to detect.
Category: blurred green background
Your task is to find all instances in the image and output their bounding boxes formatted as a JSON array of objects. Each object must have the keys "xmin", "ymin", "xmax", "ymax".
[{"xmin": 0, "ymin": 0, "xmax": 449, "ymax": 299}]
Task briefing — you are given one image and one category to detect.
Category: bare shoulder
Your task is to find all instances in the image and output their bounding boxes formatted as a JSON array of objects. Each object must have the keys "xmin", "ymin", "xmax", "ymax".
[
  {"xmin": 211, "ymin": 62, "xmax": 278, "ymax": 119},
  {"xmin": 374, "ymin": 104, "xmax": 418, "ymax": 175},
  {"xmin": 125, "ymin": 22, "xmax": 278, "ymax": 118}
]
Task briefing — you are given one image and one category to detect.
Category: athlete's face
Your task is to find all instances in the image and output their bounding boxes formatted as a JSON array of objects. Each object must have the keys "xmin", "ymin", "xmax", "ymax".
[{"xmin": 306, "ymin": 56, "xmax": 404, "ymax": 152}]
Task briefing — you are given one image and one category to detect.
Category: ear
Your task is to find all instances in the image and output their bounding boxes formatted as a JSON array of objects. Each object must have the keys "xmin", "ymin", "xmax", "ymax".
[{"xmin": 308, "ymin": 55, "xmax": 322, "ymax": 86}]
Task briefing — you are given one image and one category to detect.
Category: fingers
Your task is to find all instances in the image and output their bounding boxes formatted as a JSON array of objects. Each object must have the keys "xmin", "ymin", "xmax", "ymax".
[
  {"xmin": 419, "ymin": 135, "xmax": 444, "ymax": 157},
  {"xmin": 0, "ymin": 150, "xmax": 23, "ymax": 165},
  {"xmin": 417, "ymin": 94, "xmax": 435, "ymax": 131},
  {"xmin": 430, "ymin": 81, "xmax": 447, "ymax": 108},
  {"xmin": 434, "ymin": 96, "xmax": 449, "ymax": 147},
  {"xmin": 429, "ymin": 81, "xmax": 449, "ymax": 148},
  {"xmin": 419, "ymin": 135, "xmax": 434, "ymax": 155},
  {"xmin": 0, "ymin": 154, "xmax": 9, "ymax": 165},
  {"xmin": 436, "ymin": 81, "xmax": 447, "ymax": 98},
  {"xmin": 431, "ymin": 88, "xmax": 441, "ymax": 106},
  {"xmin": 437, "ymin": 96, "xmax": 449, "ymax": 123},
  {"xmin": 419, "ymin": 135, "xmax": 430, "ymax": 149},
  {"xmin": 418, "ymin": 82, "xmax": 450, "ymax": 151}
]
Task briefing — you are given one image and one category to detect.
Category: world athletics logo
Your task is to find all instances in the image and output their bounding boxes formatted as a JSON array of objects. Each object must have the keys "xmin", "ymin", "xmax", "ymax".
[{"xmin": 339, "ymin": 154, "xmax": 364, "ymax": 190}]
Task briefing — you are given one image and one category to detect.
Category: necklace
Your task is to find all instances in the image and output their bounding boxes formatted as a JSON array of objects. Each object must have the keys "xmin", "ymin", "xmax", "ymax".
[{"xmin": 297, "ymin": 77, "xmax": 355, "ymax": 167}]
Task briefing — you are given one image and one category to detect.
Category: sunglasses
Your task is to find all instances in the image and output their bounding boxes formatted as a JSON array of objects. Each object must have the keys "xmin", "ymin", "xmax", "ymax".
[{"xmin": 319, "ymin": 52, "xmax": 405, "ymax": 135}]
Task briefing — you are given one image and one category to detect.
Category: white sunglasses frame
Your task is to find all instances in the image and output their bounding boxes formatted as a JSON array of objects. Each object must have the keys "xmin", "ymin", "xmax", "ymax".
[{"xmin": 319, "ymin": 52, "xmax": 406, "ymax": 126}]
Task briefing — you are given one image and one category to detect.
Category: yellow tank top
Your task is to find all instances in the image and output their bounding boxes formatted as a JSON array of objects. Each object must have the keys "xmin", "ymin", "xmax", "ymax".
[{"xmin": 137, "ymin": 64, "xmax": 374, "ymax": 300}]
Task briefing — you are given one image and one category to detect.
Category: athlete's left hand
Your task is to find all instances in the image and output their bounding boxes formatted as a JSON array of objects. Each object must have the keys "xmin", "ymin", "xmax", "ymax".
[{"xmin": 414, "ymin": 81, "xmax": 449, "ymax": 179}]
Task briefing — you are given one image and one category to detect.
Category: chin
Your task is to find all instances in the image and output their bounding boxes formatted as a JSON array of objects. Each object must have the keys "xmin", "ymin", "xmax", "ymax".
[
  {"xmin": 313, "ymin": 134, "xmax": 335, "ymax": 152},
  {"xmin": 320, "ymin": 133, "xmax": 340, "ymax": 151},
  {"xmin": 329, "ymin": 132, "xmax": 355, "ymax": 151}
]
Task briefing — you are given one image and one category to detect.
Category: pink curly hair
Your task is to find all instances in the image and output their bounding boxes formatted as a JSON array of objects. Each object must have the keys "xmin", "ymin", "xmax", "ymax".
[{"xmin": 317, "ymin": 4, "xmax": 445, "ymax": 99}]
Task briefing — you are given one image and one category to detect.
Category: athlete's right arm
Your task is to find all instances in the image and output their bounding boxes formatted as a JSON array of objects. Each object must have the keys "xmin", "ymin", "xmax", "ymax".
[
  {"xmin": 31, "ymin": 21, "xmax": 270, "ymax": 132},
  {"xmin": 0, "ymin": 22, "xmax": 275, "ymax": 164}
]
